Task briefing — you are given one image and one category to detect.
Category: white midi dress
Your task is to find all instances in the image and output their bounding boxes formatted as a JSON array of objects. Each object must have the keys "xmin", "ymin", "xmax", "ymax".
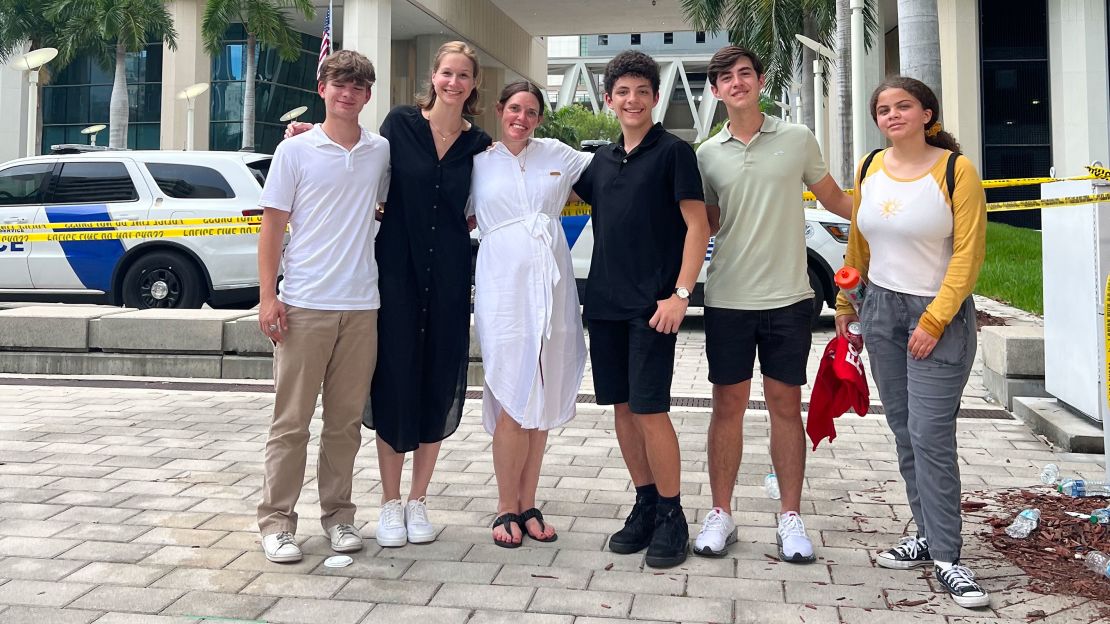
[{"xmin": 470, "ymin": 138, "xmax": 592, "ymax": 434}]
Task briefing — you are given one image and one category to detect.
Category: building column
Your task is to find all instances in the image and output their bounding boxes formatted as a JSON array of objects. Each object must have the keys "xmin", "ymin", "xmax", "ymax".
[
  {"xmin": 160, "ymin": 0, "xmax": 211, "ymax": 151},
  {"xmin": 0, "ymin": 50, "xmax": 29, "ymax": 161},
  {"xmin": 938, "ymin": 0, "xmax": 982, "ymax": 170},
  {"xmin": 343, "ymin": 0, "xmax": 392, "ymax": 131},
  {"xmin": 1048, "ymin": 0, "xmax": 1110, "ymax": 177}
]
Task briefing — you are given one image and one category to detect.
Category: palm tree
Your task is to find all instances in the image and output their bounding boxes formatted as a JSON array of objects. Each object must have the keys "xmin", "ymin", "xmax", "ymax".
[
  {"xmin": 0, "ymin": 0, "xmax": 73, "ymax": 155},
  {"xmin": 202, "ymin": 0, "xmax": 315, "ymax": 150},
  {"xmin": 897, "ymin": 0, "xmax": 941, "ymax": 100},
  {"xmin": 47, "ymin": 0, "xmax": 177, "ymax": 149},
  {"xmin": 681, "ymin": 0, "xmax": 877, "ymax": 182}
]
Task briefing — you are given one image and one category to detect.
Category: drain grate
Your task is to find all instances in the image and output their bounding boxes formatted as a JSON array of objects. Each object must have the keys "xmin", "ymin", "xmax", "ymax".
[{"xmin": 1, "ymin": 377, "xmax": 1012, "ymax": 419}]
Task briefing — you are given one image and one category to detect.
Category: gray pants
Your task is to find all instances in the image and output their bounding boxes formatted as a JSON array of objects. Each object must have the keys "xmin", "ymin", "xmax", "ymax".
[{"xmin": 859, "ymin": 284, "xmax": 976, "ymax": 563}]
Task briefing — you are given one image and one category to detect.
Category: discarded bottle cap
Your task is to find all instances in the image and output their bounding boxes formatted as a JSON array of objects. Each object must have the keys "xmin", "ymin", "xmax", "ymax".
[{"xmin": 324, "ymin": 555, "xmax": 353, "ymax": 568}]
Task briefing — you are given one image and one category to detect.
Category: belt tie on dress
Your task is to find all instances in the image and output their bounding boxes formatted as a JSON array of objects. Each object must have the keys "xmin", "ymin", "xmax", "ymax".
[{"xmin": 481, "ymin": 212, "xmax": 562, "ymax": 339}]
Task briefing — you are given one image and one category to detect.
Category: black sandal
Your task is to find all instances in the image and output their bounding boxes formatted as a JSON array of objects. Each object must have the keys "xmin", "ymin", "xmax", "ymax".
[
  {"xmin": 491, "ymin": 513, "xmax": 522, "ymax": 549},
  {"xmin": 519, "ymin": 507, "xmax": 558, "ymax": 543}
]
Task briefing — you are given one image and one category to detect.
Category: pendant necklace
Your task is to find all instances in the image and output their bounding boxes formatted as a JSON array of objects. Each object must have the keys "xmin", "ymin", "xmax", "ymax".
[
  {"xmin": 428, "ymin": 118, "xmax": 462, "ymax": 143},
  {"xmin": 516, "ymin": 140, "xmax": 530, "ymax": 173}
]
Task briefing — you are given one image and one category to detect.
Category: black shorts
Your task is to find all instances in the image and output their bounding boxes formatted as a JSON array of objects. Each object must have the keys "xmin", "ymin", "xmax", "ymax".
[
  {"xmin": 586, "ymin": 315, "xmax": 677, "ymax": 414},
  {"xmin": 704, "ymin": 299, "xmax": 813, "ymax": 386}
]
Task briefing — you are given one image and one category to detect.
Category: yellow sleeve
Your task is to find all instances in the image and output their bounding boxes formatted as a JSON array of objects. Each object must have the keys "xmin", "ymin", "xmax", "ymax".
[
  {"xmin": 918, "ymin": 155, "xmax": 987, "ymax": 337},
  {"xmin": 835, "ymin": 154, "xmax": 873, "ymax": 318}
]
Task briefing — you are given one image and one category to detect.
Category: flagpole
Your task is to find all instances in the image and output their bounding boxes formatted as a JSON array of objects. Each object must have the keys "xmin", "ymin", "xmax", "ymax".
[{"xmin": 328, "ymin": 0, "xmax": 334, "ymax": 53}]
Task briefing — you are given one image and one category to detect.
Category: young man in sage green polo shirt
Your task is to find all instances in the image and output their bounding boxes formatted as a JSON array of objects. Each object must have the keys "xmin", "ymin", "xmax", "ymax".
[{"xmin": 692, "ymin": 46, "xmax": 851, "ymax": 562}]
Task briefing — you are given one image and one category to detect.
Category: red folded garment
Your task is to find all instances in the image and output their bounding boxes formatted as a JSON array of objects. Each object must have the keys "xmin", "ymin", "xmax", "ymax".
[{"xmin": 807, "ymin": 335, "xmax": 870, "ymax": 450}]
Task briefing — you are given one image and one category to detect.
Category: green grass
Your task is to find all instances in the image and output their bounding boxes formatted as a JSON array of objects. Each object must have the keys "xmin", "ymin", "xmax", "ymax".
[{"xmin": 974, "ymin": 221, "xmax": 1043, "ymax": 314}]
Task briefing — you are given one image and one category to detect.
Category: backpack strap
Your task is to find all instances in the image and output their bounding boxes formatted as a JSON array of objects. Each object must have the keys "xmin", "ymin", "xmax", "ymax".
[
  {"xmin": 945, "ymin": 151, "xmax": 960, "ymax": 207},
  {"xmin": 858, "ymin": 148, "xmax": 883, "ymax": 190}
]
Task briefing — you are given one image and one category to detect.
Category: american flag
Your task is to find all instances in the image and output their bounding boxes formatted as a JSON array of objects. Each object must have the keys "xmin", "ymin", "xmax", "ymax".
[{"xmin": 316, "ymin": 4, "xmax": 332, "ymax": 80}]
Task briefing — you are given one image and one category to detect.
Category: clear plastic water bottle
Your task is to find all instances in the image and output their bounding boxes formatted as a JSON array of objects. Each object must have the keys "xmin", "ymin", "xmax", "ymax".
[
  {"xmin": 1005, "ymin": 508, "xmax": 1040, "ymax": 538},
  {"xmin": 1090, "ymin": 508, "xmax": 1110, "ymax": 524},
  {"xmin": 1085, "ymin": 551, "xmax": 1110, "ymax": 580},
  {"xmin": 1059, "ymin": 479, "xmax": 1110, "ymax": 497},
  {"xmin": 764, "ymin": 473, "xmax": 780, "ymax": 500},
  {"xmin": 1040, "ymin": 463, "xmax": 1060, "ymax": 485}
]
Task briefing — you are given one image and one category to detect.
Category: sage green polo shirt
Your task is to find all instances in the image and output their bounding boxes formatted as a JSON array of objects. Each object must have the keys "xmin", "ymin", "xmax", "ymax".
[{"xmin": 696, "ymin": 115, "xmax": 828, "ymax": 310}]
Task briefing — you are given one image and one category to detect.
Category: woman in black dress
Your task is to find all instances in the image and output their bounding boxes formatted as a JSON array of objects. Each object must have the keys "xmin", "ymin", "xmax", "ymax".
[
  {"xmin": 287, "ymin": 42, "xmax": 490, "ymax": 546},
  {"xmin": 368, "ymin": 42, "xmax": 492, "ymax": 546}
]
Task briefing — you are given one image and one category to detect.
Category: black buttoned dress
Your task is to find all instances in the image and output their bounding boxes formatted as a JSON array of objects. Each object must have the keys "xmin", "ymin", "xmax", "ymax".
[{"xmin": 364, "ymin": 105, "xmax": 492, "ymax": 453}]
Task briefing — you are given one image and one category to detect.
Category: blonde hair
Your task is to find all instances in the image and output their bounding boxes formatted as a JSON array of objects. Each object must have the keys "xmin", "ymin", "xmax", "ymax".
[{"xmin": 415, "ymin": 41, "xmax": 482, "ymax": 116}]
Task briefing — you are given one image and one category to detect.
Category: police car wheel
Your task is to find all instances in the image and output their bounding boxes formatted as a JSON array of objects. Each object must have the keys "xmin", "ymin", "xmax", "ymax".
[
  {"xmin": 121, "ymin": 251, "xmax": 206, "ymax": 309},
  {"xmin": 808, "ymin": 266, "xmax": 825, "ymax": 328}
]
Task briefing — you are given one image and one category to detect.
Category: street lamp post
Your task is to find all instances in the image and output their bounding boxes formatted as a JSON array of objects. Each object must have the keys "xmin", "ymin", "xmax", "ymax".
[
  {"xmin": 176, "ymin": 82, "xmax": 210, "ymax": 151},
  {"xmin": 6, "ymin": 48, "xmax": 59, "ymax": 157},
  {"xmin": 795, "ymin": 35, "xmax": 837, "ymax": 157},
  {"xmin": 850, "ymin": 0, "xmax": 867, "ymax": 161}
]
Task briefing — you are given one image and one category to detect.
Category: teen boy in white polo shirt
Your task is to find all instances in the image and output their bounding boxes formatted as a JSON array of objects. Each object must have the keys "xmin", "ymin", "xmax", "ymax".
[
  {"xmin": 255, "ymin": 50, "xmax": 390, "ymax": 563},
  {"xmin": 692, "ymin": 46, "xmax": 851, "ymax": 562}
]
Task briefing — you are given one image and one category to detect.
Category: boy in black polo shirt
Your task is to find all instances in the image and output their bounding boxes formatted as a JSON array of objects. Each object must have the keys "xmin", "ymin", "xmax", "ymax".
[{"xmin": 572, "ymin": 50, "xmax": 710, "ymax": 568}]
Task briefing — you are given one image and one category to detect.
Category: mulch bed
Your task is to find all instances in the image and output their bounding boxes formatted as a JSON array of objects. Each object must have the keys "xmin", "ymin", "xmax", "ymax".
[
  {"xmin": 976, "ymin": 309, "xmax": 1008, "ymax": 329},
  {"xmin": 969, "ymin": 487, "xmax": 1110, "ymax": 602}
]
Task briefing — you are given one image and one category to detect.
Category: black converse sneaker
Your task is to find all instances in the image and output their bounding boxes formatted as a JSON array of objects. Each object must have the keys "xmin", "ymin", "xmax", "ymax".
[
  {"xmin": 876, "ymin": 536, "xmax": 932, "ymax": 570},
  {"xmin": 935, "ymin": 561, "xmax": 990, "ymax": 608},
  {"xmin": 644, "ymin": 502, "xmax": 689, "ymax": 568},
  {"xmin": 608, "ymin": 493, "xmax": 657, "ymax": 554}
]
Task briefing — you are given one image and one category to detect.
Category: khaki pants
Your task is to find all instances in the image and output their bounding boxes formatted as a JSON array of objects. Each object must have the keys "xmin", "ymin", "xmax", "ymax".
[{"xmin": 257, "ymin": 306, "xmax": 378, "ymax": 536}]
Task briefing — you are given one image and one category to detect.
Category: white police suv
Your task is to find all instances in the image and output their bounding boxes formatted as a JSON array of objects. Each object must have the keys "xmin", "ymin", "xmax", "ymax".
[{"xmin": 0, "ymin": 150, "xmax": 270, "ymax": 309}]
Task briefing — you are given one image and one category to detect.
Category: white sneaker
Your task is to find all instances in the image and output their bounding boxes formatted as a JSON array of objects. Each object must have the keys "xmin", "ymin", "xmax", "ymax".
[
  {"xmin": 376, "ymin": 499, "xmax": 407, "ymax": 547},
  {"xmin": 327, "ymin": 523, "xmax": 363, "ymax": 553},
  {"xmin": 405, "ymin": 497, "xmax": 436, "ymax": 544},
  {"xmin": 693, "ymin": 507, "xmax": 737, "ymax": 557},
  {"xmin": 261, "ymin": 531, "xmax": 302, "ymax": 563},
  {"xmin": 777, "ymin": 512, "xmax": 816, "ymax": 563}
]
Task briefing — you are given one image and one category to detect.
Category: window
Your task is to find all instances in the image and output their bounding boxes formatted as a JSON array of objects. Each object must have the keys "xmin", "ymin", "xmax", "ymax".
[
  {"xmin": 246, "ymin": 158, "xmax": 271, "ymax": 187},
  {"xmin": 631, "ymin": 33, "xmax": 641, "ymax": 45},
  {"xmin": 0, "ymin": 163, "xmax": 53, "ymax": 205},
  {"xmin": 664, "ymin": 32, "xmax": 674, "ymax": 45},
  {"xmin": 597, "ymin": 34, "xmax": 608, "ymax": 46},
  {"xmin": 695, "ymin": 31, "xmax": 706, "ymax": 44},
  {"xmin": 145, "ymin": 163, "xmax": 236, "ymax": 199},
  {"xmin": 49, "ymin": 162, "xmax": 138, "ymax": 204}
]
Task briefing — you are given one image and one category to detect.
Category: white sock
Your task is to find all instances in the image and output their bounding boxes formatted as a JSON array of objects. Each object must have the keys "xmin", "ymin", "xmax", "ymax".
[{"xmin": 935, "ymin": 560, "xmax": 953, "ymax": 570}]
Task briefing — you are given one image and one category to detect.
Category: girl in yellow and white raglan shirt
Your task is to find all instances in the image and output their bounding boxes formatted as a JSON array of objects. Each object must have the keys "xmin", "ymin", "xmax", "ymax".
[{"xmin": 834, "ymin": 76, "xmax": 988, "ymax": 610}]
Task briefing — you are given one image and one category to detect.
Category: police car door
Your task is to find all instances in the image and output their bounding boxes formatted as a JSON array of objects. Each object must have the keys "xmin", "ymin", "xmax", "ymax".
[
  {"xmin": 0, "ymin": 162, "xmax": 53, "ymax": 288},
  {"xmin": 30, "ymin": 159, "xmax": 151, "ymax": 291}
]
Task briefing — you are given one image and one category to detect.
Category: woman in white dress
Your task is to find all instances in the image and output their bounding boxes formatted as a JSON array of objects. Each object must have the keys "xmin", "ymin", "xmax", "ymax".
[{"xmin": 470, "ymin": 80, "xmax": 592, "ymax": 547}]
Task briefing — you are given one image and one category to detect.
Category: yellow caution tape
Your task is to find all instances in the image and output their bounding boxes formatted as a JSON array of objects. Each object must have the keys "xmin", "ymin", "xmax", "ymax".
[
  {"xmin": 985, "ymin": 193, "xmax": 1110, "ymax": 213},
  {"xmin": 561, "ymin": 202, "xmax": 592, "ymax": 217},
  {"xmin": 1105, "ymin": 273, "xmax": 1110, "ymax": 415},
  {"xmin": 0, "ymin": 226, "xmax": 261, "ymax": 244},
  {"xmin": 0, "ymin": 215, "xmax": 261, "ymax": 232}
]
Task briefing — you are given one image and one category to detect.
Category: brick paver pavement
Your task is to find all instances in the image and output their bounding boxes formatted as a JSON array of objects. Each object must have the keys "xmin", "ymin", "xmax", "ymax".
[{"xmin": 0, "ymin": 298, "xmax": 1104, "ymax": 624}]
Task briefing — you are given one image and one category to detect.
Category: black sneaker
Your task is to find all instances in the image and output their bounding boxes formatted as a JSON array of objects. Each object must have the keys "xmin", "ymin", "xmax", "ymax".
[
  {"xmin": 644, "ymin": 503, "xmax": 688, "ymax": 568},
  {"xmin": 608, "ymin": 493, "xmax": 656, "ymax": 554},
  {"xmin": 935, "ymin": 562, "xmax": 990, "ymax": 608},
  {"xmin": 876, "ymin": 536, "xmax": 932, "ymax": 570}
]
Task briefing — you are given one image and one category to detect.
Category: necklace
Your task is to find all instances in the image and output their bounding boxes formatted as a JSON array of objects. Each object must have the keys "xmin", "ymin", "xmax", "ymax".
[
  {"xmin": 515, "ymin": 140, "xmax": 530, "ymax": 173},
  {"xmin": 428, "ymin": 117, "xmax": 463, "ymax": 143}
]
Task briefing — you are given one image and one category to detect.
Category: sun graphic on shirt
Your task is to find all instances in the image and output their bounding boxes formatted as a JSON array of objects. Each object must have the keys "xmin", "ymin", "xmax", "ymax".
[{"xmin": 879, "ymin": 198, "xmax": 903, "ymax": 219}]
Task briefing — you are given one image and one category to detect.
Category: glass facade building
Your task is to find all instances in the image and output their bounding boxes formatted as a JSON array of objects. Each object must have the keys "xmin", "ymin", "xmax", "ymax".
[
  {"xmin": 979, "ymin": 0, "xmax": 1050, "ymax": 228},
  {"xmin": 40, "ymin": 44, "xmax": 164, "ymax": 152},
  {"xmin": 209, "ymin": 24, "xmax": 325, "ymax": 155}
]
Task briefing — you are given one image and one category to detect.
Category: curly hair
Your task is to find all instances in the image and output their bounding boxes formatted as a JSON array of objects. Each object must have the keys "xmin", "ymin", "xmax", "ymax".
[
  {"xmin": 603, "ymin": 50, "xmax": 660, "ymax": 96},
  {"xmin": 869, "ymin": 76, "xmax": 961, "ymax": 153}
]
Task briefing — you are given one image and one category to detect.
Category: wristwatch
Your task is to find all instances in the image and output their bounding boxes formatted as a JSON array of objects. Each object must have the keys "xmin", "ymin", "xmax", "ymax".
[{"xmin": 674, "ymin": 286, "xmax": 690, "ymax": 300}]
